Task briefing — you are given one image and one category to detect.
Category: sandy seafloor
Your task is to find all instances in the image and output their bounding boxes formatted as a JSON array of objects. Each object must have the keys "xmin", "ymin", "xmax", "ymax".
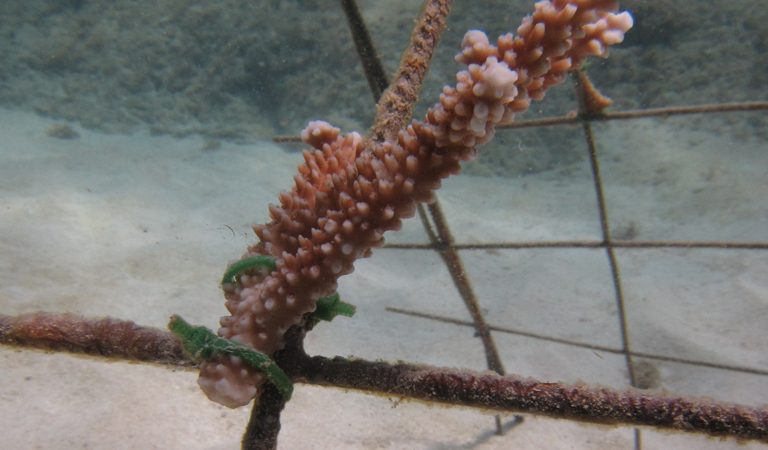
[{"xmin": 0, "ymin": 107, "xmax": 767, "ymax": 449}]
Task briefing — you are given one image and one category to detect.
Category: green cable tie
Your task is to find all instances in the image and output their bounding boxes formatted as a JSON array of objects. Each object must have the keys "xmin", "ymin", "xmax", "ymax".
[
  {"xmin": 221, "ymin": 256, "xmax": 355, "ymax": 322},
  {"xmin": 168, "ymin": 315, "xmax": 293, "ymax": 401},
  {"xmin": 221, "ymin": 256, "xmax": 278, "ymax": 285},
  {"xmin": 309, "ymin": 293, "xmax": 356, "ymax": 323}
]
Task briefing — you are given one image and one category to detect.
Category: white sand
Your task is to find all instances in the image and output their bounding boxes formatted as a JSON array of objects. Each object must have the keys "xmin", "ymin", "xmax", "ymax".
[{"xmin": 0, "ymin": 108, "xmax": 766, "ymax": 449}]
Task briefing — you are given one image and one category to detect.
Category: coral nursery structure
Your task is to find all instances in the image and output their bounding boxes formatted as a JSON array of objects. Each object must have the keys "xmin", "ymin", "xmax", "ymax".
[
  {"xmin": 197, "ymin": 0, "xmax": 633, "ymax": 409},
  {"xmin": 2, "ymin": 0, "xmax": 768, "ymax": 449}
]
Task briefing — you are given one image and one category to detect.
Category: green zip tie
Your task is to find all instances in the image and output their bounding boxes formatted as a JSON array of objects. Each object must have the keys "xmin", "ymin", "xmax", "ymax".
[
  {"xmin": 221, "ymin": 256, "xmax": 278, "ymax": 285},
  {"xmin": 311, "ymin": 293, "xmax": 356, "ymax": 324},
  {"xmin": 168, "ymin": 315, "xmax": 293, "ymax": 401},
  {"xmin": 221, "ymin": 255, "xmax": 356, "ymax": 322}
]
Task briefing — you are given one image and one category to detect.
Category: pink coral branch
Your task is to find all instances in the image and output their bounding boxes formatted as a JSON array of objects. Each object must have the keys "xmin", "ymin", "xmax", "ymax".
[{"xmin": 198, "ymin": 0, "xmax": 633, "ymax": 408}]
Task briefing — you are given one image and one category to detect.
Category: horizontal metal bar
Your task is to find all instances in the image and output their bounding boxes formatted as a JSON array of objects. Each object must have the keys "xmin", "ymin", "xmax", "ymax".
[
  {"xmin": 273, "ymin": 101, "xmax": 768, "ymax": 143},
  {"xmin": 502, "ymin": 101, "xmax": 768, "ymax": 129}
]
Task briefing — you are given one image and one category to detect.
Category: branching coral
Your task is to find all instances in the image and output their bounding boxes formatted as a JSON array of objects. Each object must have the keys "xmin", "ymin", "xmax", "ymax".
[{"xmin": 198, "ymin": 0, "xmax": 633, "ymax": 409}]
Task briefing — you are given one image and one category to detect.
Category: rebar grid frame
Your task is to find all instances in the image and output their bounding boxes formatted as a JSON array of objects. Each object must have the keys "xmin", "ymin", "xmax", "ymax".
[
  {"xmin": 0, "ymin": 1, "xmax": 764, "ymax": 449},
  {"xmin": 388, "ymin": 95, "xmax": 768, "ymax": 449},
  {"xmin": 276, "ymin": 1, "xmax": 768, "ymax": 448}
]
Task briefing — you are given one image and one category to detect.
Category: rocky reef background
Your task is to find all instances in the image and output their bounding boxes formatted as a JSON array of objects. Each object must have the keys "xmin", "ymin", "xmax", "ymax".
[{"xmin": 1, "ymin": 0, "xmax": 766, "ymax": 176}]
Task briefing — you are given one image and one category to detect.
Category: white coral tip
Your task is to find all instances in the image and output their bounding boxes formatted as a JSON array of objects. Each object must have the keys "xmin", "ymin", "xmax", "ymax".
[
  {"xmin": 456, "ymin": 29, "xmax": 491, "ymax": 63},
  {"xmin": 611, "ymin": 11, "xmax": 634, "ymax": 33},
  {"xmin": 300, "ymin": 120, "xmax": 340, "ymax": 148}
]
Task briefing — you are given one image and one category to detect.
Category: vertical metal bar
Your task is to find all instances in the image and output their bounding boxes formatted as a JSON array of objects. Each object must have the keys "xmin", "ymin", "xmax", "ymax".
[
  {"xmin": 242, "ymin": 383, "xmax": 285, "ymax": 450},
  {"xmin": 576, "ymin": 72, "xmax": 640, "ymax": 449}
]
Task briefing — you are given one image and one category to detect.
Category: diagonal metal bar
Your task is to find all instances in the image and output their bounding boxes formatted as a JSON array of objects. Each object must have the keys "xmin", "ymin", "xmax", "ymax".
[
  {"xmin": 385, "ymin": 241, "xmax": 768, "ymax": 250},
  {"xmin": 370, "ymin": 0, "xmax": 452, "ymax": 143},
  {"xmin": 385, "ymin": 306, "xmax": 768, "ymax": 377},
  {"xmin": 425, "ymin": 200, "xmax": 506, "ymax": 376},
  {"xmin": 423, "ymin": 199, "xmax": 507, "ymax": 434},
  {"xmin": 339, "ymin": 0, "xmax": 390, "ymax": 101}
]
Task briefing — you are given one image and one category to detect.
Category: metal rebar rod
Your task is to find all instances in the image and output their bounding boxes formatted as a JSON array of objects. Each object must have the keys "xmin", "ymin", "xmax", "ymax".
[
  {"xmin": 5, "ymin": 312, "xmax": 768, "ymax": 442},
  {"xmin": 576, "ymin": 74, "xmax": 643, "ymax": 449},
  {"xmin": 241, "ymin": 383, "xmax": 285, "ymax": 450},
  {"xmin": 339, "ymin": 0, "xmax": 390, "ymax": 101},
  {"xmin": 0, "ymin": 312, "xmax": 192, "ymax": 366},
  {"xmin": 282, "ymin": 351, "xmax": 768, "ymax": 443},
  {"xmin": 384, "ymin": 306, "xmax": 768, "ymax": 377},
  {"xmin": 276, "ymin": 100, "xmax": 768, "ymax": 143},
  {"xmin": 370, "ymin": 0, "xmax": 452, "ymax": 143},
  {"xmin": 385, "ymin": 240, "xmax": 768, "ymax": 250},
  {"xmin": 425, "ymin": 199, "xmax": 506, "ymax": 434},
  {"xmin": 500, "ymin": 101, "xmax": 768, "ymax": 129},
  {"xmin": 425, "ymin": 200, "xmax": 506, "ymax": 377}
]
